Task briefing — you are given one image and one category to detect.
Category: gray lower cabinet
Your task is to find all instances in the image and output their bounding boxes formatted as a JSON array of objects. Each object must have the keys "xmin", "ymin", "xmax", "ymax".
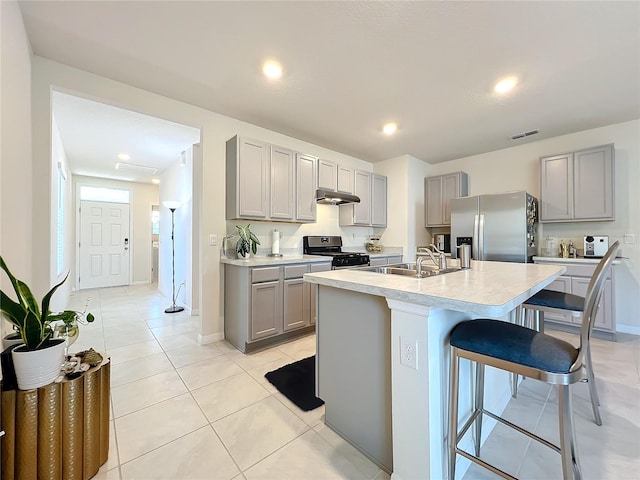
[
  {"xmin": 309, "ymin": 262, "xmax": 331, "ymax": 325},
  {"xmin": 225, "ymin": 261, "xmax": 331, "ymax": 352},
  {"xmin": 283, "ymin": 264, "xmax": 311, "ymax": 331},
  {"xmin": 540, "ymin": 144, "xmax": 614, "ymax": 222},
  {"xmin": 369, "ymin": 255, "xmax": 403, "ymax": 266},
  {"xmin": 251, "ymin": 280, "xmax": 282, "ymax": 339},
  {"xmin": 533, "ymin": 259, "xmax": 616, "ymax": 338}
]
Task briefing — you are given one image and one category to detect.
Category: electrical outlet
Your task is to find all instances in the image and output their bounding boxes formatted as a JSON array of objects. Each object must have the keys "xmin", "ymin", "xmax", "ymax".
[
  {"xmin": 400, "ymin": 337, "xmax": 418, "ymax": 370},
  {"xmin": 209, "ymin": 234, "xmax": 217, "ymax": 246},
  {"xmin": 623, "ymin": 234, "xmax": 635, "ymax": 245}
]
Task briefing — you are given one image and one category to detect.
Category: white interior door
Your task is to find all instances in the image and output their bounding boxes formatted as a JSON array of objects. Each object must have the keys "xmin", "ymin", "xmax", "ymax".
[{"xmin": 80, "ymin": 200, "xmax": 130, "ymax": 289}]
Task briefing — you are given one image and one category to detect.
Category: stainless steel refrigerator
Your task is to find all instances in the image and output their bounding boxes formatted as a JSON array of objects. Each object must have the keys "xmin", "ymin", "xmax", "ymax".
[{"xmin": 450, "ymin": 191, "xmax": 537, "ymax": 262}]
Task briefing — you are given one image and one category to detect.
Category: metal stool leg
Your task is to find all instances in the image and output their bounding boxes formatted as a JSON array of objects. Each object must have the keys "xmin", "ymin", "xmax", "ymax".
[
  {"xmin": 558, "ymin": 384, "xmax": 582, "ymax": 480},
  {"xmin": 585, "ymin": 343, "xmax": 602, "ymax": 426},
  {"xmin": 449, "ymin": 348, "xmax": 460, "ymax": 480},
  {"xmin": 474, "ymin": 362, "xmax": 485, "ymax": 456}
]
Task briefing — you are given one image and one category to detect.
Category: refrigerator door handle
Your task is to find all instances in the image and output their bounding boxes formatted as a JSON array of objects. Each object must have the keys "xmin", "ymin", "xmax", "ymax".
[
  {"xmin": 479, "ymin": 214, "xmax": 485, "ymax": 260},
  {"xmin": 473, "ymin": 214, "xmax": 480, "ymax": 259}
]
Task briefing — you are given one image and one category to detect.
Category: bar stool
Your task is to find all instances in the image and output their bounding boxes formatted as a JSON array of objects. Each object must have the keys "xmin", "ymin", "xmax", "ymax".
[
  {"xmin": 518, "ymin": 241, "xmax": 619, "ymax": 426},
  {"xmin": 448, "ymin": 241, "xmax": 618, "ymax": 480}
]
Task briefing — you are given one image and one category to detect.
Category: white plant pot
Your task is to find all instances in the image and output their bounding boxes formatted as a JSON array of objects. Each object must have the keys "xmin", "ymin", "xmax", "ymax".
[
  {"xmin": 2, "ymin": 333, "xmax": 23, "ymax": 350},
  {"xmin": 12, "ymin": 339, "xmax": 65, "ymax": 390}
]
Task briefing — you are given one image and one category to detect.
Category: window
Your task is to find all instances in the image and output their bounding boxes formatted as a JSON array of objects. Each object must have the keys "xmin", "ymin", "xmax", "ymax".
[
  {"xmin": 152, "ymin": 207, "xmax": 160, "ymax": 235},
  {"xmin": 80, "ymin": 186, "xmax": 130, "ymax": 203}
]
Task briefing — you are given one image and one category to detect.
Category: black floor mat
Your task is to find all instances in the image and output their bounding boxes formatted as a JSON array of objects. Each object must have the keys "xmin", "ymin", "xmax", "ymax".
[{"xmin": 264, "ymin": 356, "xmax": 324, "ymax": 412}]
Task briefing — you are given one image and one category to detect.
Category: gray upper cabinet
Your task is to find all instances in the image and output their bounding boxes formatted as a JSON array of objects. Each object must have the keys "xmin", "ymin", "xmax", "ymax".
[
  {"xmin": 540, "ymin": 144, "xmax": 614, "ymax": 222},
  {"xmin": 354, "ymin": 169, "xmax": 372, "ymax": 225},
  {"xmin": 227, "ymin": 136, "xmax": 317, "ymax": 223},
  {"xmin": 371, "ymin": 174, "xmax": 387, "ymax": 227},
  {"xmin": 425, "ymin": 171, "xmax": 469, "ymax": 227},
  {"xmin": 270, "ymin": 145, "xmax": 295, "ymax": 220},
  {"xmin": 227, "ymin": 136, "xmax": 269, "ymax": 219},
  {"xmin": 296, "ymin": 153, "xmax": 317, "ymax": 222},
  {"xmin": 318, "ymin": 159, "xmax": 354, "ymax": 194},
  {"xmin": 339, "ymin": 170, "xmax": 387, "ymax": 227},
  {"xmin": 318, "ymin": 159, "xmax": 337, "ymax": 191},
  {"xmin": 337, "ymin": 165, "xmax": 354, "ymax": 194}
]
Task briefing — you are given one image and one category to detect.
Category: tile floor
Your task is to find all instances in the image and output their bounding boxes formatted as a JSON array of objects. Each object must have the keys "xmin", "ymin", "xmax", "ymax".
[{"xmin": 67, "ymin": 284, "xmax": 640, "ymax": 480}]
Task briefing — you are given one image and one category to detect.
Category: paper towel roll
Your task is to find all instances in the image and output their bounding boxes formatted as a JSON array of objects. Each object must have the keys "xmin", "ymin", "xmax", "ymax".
[{"xmin": 272, "ymin": 229, "xmax": 280, "ymax": 255}]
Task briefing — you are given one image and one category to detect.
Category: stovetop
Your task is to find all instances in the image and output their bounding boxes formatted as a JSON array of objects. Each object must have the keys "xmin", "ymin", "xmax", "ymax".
[{"xmin": 303, "ymin": 236, "xmax": 370, "ymax": 267}]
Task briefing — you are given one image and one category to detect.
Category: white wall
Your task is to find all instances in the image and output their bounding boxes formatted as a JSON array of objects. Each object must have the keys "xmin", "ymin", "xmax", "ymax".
[
  {"xmin": 72, "ymin": 175, "xmax": 159, "ymax": 288},
  {"xmin": 372, "ymin": 155, "xmax": 431, "ymax": 261},
  {"xmin": 31, "ymin": 56, "xmax": 377, "ymax": 344},
  {"xmin": 159, "ymin": 147, "xmax": 196, "ymax": 311},
  {"xmin": 427, "ymin": 120, "xmax": 640, "ymax": 332},
  {"xmin": 0, "ymin": 1, "xmax": 33, "ymax": 310}
]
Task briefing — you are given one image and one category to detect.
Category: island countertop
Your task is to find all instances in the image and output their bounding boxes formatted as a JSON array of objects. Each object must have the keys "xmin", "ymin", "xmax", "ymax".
[{"xmin": 305, "ymin": 260, "xmax": 566, "ymax": 318}]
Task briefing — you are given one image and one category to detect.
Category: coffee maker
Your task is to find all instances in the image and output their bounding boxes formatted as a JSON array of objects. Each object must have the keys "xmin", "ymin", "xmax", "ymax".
[{"xmin": 434, "ymin": 234, "xmax": 451, "ymax": 253}]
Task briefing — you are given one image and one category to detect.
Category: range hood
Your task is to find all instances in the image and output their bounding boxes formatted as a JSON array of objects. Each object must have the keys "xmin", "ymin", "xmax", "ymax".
[{"xmin": 315, "ymin": 188, "xmax": 360, "ymax": 205}]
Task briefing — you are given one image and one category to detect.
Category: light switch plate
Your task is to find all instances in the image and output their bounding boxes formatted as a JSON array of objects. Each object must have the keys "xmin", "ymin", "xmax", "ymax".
[
  {"xmin": 209, "ymin": 234, "xmax": 217, "ymax": 246},
  {"xmin": 623, "ymin": 234, "xmax": 635, "ymax": 244}
]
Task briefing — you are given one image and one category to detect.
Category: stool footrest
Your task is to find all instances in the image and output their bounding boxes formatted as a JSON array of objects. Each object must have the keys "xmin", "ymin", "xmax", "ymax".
[
  {"xmin": 456, "ymin": 448, "xmax": 517, "ymax": 480},
  {"xmin": 482, "ymin": 408, "xmax": 560, "ymax": 454}
]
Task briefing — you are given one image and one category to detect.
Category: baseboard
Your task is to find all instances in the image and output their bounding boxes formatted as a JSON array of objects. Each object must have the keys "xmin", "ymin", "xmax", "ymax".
[
  {"xmin": 197, "ymin": 332, "xmax": 224, "ymax": 345},
  {"xmin": 616, "ymin": 324, "xmax": 640, "ymax": 336},
  {"xmin": 131, "ymin": 280, "xmax": 151, "ymax": 286}
]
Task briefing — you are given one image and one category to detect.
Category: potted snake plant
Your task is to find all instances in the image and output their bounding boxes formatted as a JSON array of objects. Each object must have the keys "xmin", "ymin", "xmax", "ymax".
[
  {"xmin": 0, "ymin": 256, "xmax": 94, "ymax": 389},
  {"xmin": 235, "ymin": 224, "xmax": 260, "ymax": 258}
]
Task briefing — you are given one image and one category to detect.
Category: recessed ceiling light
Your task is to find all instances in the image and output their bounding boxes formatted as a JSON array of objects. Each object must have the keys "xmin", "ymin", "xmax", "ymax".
[
  {"xmin": 382, "ymin": 123, "xmax": 398, "ymax": 135},
  {"xmin": 263, "ymin": 61, "xmax": 283, "ymax": 80},
  {"xmin": 117, "ymin": 153, "xmax": 131, "ymax": 161},
  {"xmin": 151, "ymin": 178, "xmax": 160, "ymax": 185},
  {"xmin": 494, "ymin": 76, "xmax": 518, "ymax": 94}
]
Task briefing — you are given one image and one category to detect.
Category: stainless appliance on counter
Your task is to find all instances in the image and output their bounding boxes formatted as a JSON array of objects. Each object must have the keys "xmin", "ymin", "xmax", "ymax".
[
  {"xmin": 584, "ymin": 235, "xmax": 609, "ymax": 257},
  {"xmin": 450, "ymin": 191, "xmax": 537, "ymax": 263},
  {"xmin": 303, "ymin": 236, "xmax": 370, "ymax": 269},
  {"xmin": 434, "ymin": 234, "xmax": 451, "ymax": 253}
]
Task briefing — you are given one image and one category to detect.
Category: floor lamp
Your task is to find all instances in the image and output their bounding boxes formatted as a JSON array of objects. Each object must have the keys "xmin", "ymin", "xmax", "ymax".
[{"xmin": 163, "ymin": 201, "xmax": 184, "ymax": 313}]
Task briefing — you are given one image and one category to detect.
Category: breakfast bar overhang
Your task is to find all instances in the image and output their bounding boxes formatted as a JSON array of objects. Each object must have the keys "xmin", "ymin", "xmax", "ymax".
[{"xmin": 304, "ymin": 260, "xmax": 566, "ymax": 480}]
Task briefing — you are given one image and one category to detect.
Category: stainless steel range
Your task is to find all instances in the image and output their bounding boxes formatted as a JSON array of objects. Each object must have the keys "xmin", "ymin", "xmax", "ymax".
[{"xmin": 303, "ymin": 236, "xmax": 370, "ymax": 269}]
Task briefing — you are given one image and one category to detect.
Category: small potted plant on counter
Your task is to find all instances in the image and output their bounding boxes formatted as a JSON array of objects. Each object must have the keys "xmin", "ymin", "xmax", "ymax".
[
  {"xmin": 235, "ymin": 224, "xmax": 260, "ymax": 259},
  {"xmin": 0, "ymin": 256, "xmax": 94, "ymax": 390}
]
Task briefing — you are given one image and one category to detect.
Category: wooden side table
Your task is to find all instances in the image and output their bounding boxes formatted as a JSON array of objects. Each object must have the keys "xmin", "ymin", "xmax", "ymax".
[{"xmin": 1, "ymin": 358, "xmax": 110, "ymax": 480}]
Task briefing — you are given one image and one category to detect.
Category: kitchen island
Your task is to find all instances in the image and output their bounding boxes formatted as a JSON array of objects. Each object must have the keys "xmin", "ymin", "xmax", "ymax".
[{"xmin": 304, "ymin": 260, "xmax": 565, "ymax": 480}]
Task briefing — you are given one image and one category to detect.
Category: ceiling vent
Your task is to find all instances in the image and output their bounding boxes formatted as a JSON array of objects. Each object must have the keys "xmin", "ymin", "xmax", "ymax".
[
  {"xmin": 510, "ymin": 129, "xmax": 539, "ymax": 140},
  {"xmin": 115, "ymin": 162, "xmax": 158, "ymax": 174}
]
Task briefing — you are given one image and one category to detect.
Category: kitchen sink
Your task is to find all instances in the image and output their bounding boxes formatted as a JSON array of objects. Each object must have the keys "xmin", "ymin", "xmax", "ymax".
[{"xmin": 356, "ymin": 263, "xmax": 462, "ymax": 278}]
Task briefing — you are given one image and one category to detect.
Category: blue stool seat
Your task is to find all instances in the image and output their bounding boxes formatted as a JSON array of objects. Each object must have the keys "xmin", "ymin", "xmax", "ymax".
[
  {"xmin": 525, "ymin": 290, "xmax": 584, "ymax": 312},
  {"xmin": 450, "ymin": 319, "xmax": 578, "ymax": 374}
]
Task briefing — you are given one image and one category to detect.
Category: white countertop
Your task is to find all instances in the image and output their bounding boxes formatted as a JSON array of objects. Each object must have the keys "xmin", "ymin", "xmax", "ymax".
[
  {"xmin": 305, "ymin": 260, "xmax": 565, "ymax": 317},
  {"xmin": 533, "ymin": 255, "xmax": 622, "ymax": 265},
  {"xmin": 221, "ymin": 251, "xmax": 403, "ymax": 267},
  {"xmin": 221, "ymin": 254, "xmax": 333, "ymax": 267}
]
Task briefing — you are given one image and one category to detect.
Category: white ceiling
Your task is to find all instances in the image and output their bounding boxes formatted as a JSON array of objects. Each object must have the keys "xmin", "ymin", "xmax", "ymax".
[
  {"xmin": 53, "ymin": 92, "xmax": 201, "ymax": 183},
  {"xmin": 20, "ymin": 1, "xmax": 640, "ymax": 180}
]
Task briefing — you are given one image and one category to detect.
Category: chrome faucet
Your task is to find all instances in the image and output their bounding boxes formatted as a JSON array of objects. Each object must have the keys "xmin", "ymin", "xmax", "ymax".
[
  {"xmin": 416, "ymin": 255, "xmax": 426, "ymax": 276},
  {"xmin": 417, "ymin": 248, "xmax": 440, "ymax": 275},
  {"xmin": 428, "ymin": 244, "xmax": 448, "ymax": 269}
]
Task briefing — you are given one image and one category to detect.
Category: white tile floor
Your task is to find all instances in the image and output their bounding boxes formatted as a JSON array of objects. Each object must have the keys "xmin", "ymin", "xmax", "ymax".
[{"xmin": 67, "ymin": 284, "xmax": 640, "ymax": 480}]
